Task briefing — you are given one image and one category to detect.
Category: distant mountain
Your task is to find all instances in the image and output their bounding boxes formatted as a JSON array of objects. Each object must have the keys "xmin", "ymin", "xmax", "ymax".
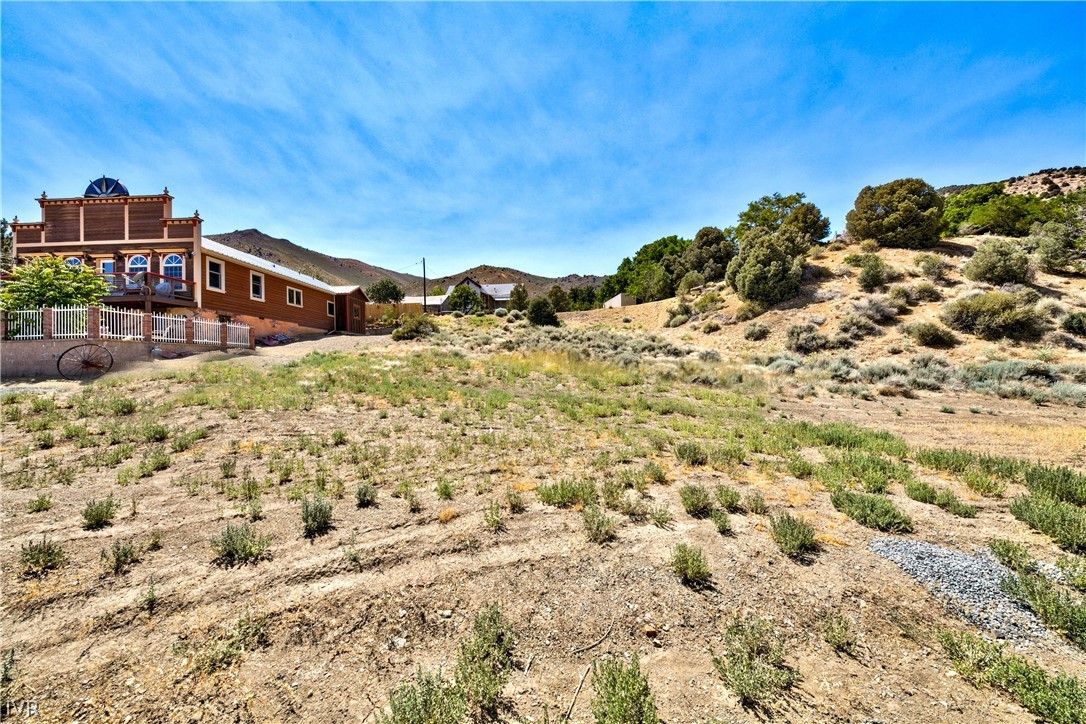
[
  {"xmin": 205, "ymin": 229, "xmax": 608, "ymax": 296},
  {"xmin": 937, "ymin": 166, "xmax": 1086, "ymax": 197},
  {"xmin": 412, "ymin": 264, "xmax": 607, "ymax": 297},
  {"xmin": 205, "ymin": 229, "xmax": 422, "ymax": 289}
]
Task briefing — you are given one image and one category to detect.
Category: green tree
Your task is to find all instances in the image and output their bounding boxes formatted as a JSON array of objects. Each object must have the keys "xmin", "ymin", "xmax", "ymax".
[
  {"xmin": 724, "ymin": 228, "xmax": 804, "ymax": 306},
  {"xmin": 963, "ymin": 238, "xmax": 1032, "ymax": 285},
  {"xmin": 567, "ymin": 286, "xmax": 598, "ymax": 311},
  {"xmin": 508, "ymin": 283, "xmax": 529, "ymax": 311},
  {"xmin": 447, "ymin": 285, "xmax": 482, "ymax": 313},
  {"xmin": 967, "ymin": 195, "xmax": 1060, "ymax": 237},
  {"xmin": 942, "ymin": 183, "xmax": 1005, "ymax": 234},
  {"xmin": 547, "ymin": 285, "xmax": 570, "ymax": 313},
  {"xmin": 0, "ymin": 256, "xmax": 110, "ymax": 310},
  {"xmin": 681, "ymin": 226, "xmax": 737, "ymax": 282},
  {"xmin": 365, "ymin": 278, "xmax": 405, "ymax": 304},
  {"xmin": 0, "ymin": 219, "xmax": 13, "ymax": 273},
  {"xmin": 737, "ymin": 193, "xmax": 829, "ymax": 242},
  {"xmin": 526, "ymin": 298, "xmax": 559, "ymax": 326},
  {"xmin": 430, "ymin": 284, "xmax": 446, "ymax": 296},
  {"xmin": 846, "ymin": 178, "xmax": 944, "ymax": 249}
]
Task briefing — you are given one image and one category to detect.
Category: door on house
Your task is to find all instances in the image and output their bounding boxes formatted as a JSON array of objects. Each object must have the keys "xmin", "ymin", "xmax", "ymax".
[{"xmin": 351, "ymin": 302, "xmax": 363, "ymax": 333}]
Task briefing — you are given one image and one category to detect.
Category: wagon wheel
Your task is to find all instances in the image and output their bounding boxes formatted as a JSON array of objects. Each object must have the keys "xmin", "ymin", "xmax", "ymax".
[{"xmin": 57, "ymin": 344, "xmax": 114, "ymax": 381}]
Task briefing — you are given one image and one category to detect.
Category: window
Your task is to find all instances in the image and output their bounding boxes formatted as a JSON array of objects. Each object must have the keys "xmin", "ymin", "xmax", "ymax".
[
  {"xmin": 206, "ymin": 258, "xmax": 224, "ymax": 292},
  {"xmin": 250, "ymin": 272, "xmax": 265, "ymax": 301},
  {"xmin": 287, "ymin": 287, "xmax": 303, "ymax": 307},
  {"xmin": 64, "ymin": 256, "xmax": 83, "ymax": 267},
  {"xmin": 353, "ymin": 304, "xmax": 361, "ymax": 320},
  {"xmin": 161, "ymin": 254, "xmax": 185, "ymax": 291},
  {"xmin": 327, "ymin": 301, "xmax": 335, "ymax": 317},
  {"xmin": 127, "ymin": 255, "xmax": 149, "ymax": 273},
  {"xmin": 100, "ymin": 260, "xmax": 115, "ymax": 274}
]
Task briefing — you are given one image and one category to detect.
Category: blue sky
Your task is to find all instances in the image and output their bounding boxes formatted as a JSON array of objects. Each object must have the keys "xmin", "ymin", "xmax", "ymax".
[{"xmin": 2, "ymin": 2, "xmax": 1083, "ymax": 278}]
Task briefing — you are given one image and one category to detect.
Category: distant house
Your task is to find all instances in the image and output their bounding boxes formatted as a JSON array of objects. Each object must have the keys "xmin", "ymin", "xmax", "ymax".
[
  {"xmin": 9, "ymin": 177, "xmax": 367, "ymax": 336},
  {"xmin": 403, "ymin": 277, "xmax": 512, "ymax": 313},
  {"xmin": 603, "ymin": 293, "xmax": 636, "ymax": 308}
]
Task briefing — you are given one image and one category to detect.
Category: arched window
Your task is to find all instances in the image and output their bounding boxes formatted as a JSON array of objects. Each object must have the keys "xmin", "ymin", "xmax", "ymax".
[
  {"xmin": 161, "ymin": 254, "xmax": 184, "ymax": 291},
  {"xmin": 64, "ymin": 256, "xmax": 83, "ymax": 267},
  {"xmin": 127, "ymin": 255, "xmax": 149, "ymax": 273}
]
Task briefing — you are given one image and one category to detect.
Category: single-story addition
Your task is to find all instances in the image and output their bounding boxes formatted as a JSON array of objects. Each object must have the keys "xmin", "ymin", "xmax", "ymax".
[
  {"xmin": 9, "ymin": 177, "xmax": 368, "ymax": 337},
  {"xmin": 603, "ymin": 293, "xmax": 636, "ymax": 308},
  {"xmin": 404, "ymin": 277, "xmax": 515, "ymax": 313}
]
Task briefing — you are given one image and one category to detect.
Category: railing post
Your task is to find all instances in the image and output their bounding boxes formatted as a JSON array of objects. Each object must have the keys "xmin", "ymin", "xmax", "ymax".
[
  {"xmin": 0, "ymin": 311, "xmax": 7, "ymax": 340},
  {"xmin": 185, "ymin": 316, "xmax": 194, "ymax": 344},
  {"xmin": 219, "ymin": 321, "xmax": 229, "ymax": 350},
  {"xmin": 87, "ymin": 306, "xmax": 101, "ymax": 340},
  {"xmin": 248, "ymin": 327, "xmax": 255, "ymax": 349},
  {"xmin": 43, "ymin": 308, "xmax": 54, "ymax": 340},
  {"xmin": 142, "ymin": 312, "xmax": 153, "ymax": 342}
]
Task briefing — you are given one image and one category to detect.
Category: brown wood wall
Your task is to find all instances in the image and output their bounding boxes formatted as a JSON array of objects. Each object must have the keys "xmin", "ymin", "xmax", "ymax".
[
  {"xmin": 15, "ymin": 228, "xmax": 42, "ymax": 245},
  {"xmin": 45, "ymin": 205, "xmax": 80, "ymax": 242},
  {"xmin": 205, "ymin": 255, "xmax": 336, "ymax": 331},
  {"xmin": 168, "ymin": 224, "xmax": 195, "ymax": 240},
  {"xmin": 84, "ymin": 205, "xmax": 125, "ymax": 241},
  {"xmin": 129, "ymin": 201, "xmax": 165, "ymax": 239}
]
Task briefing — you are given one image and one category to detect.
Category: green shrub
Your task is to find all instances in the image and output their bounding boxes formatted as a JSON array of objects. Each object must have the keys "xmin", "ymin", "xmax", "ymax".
[
  {"xmin": 301, "ymin": 495, "xmax": 334, "ymax": 538},
  {"xmin": 712, "ymin": 615, "xmax": 800, "ymax": 706},
  {"xmin": 785, "ymin": 324, "xmax": 828, "ymax": 354},
  {"xmin": 1001, "ymin": 572, "xmax": 1086, "ymax": 649},
  {"xmin": 591, "ymin": 654, "xmax": 659, "ymax": 724},
  {"xmin": 355, "ymin": 482, "xmax": 378, "ymax": 507},
  {"xmin": 392, "ymin": 314, "xmax": 439, "ymax": 341},
  {"xmin": 904, "ymin": 322, "xmax": 958, "ymax": 347},
  {"xmin": 838, "ymin": 314, "xmax": 882, "ymax": 340},
  {"xmin": 1063, "ymin": 312, "xmax": 1086, "ymax": 337},
  {"xmin": 989, "ymin": 539, "xmax": 1035, "ymax": 572},
  {"xmin": 537, "ymin": 478, "xmax": 597, "ymax": 508},
  {"xmin": 1010, "ymin": 496, "xmax": 1086, "ymax": 553},
  {"xmin": 962, "ymin": 470, "xmax": 1006, "ymax": 498},
  {"xmin": 858, "ymin": 256, "xmax": 892, "ymax": 292},
  {"xmin": 769, "ymin": 513, "xmax": 818, "ymax": 559},
  {"xmin": 82, "ymin": 496, "xmax": 119, "ymax": 530},
  {"xmin": 101, "ymin": 539, "xmax": 140, "ymax": 575},
  {"xmin": 914, "ymin": 253, "xmax": 948, "ymax": 282},
  {"xmin": 963, "ymin": 238, "xmax": 1032, "ymax": 285},
  {"xmin": 831, "ymin": 490, "xmax": 913, "ymax": 532},
  {"xmin": 456, "ymin": 603, "xmax": 516, "ymax": 717},
  {"xmin": 26, "ymin": 494, "xmax": 52, "ymax": 513},
  {"xmin": 211, "ymin": 523, "xmax": 271, "ymax": 565},
  {"xmin": 935, "ymin": 490, "xmax": 977, "ymax": 518},
  {"xmin": 724, "ymin": 228, "xmax": 804, "ymax": 306},
  {"xmin": 940, "ymin": 292, "xmax": 1045, "ymax": 339},
  {"xmin": 710, "ymin": 509, "xmax": 732, "ymax": 535},
  {"xmin": 845, "ymin": 178, "xmax": 943, "ymax": 249},
  {"xmin": 526, "ymin": 298, "xmax": 560, "ymax": 327},
  {"xmin": 714, "ymin": 485, "xmax": 743, "ymax": 512},
  {"xmin": 20, "ymin": 536, "xmax": 67, "ymax": 576},
  {"xmin": 939, "ymin": 629, "xmax": 1086, "ymax": 724},
  {"xmin": 583, "ymin": 505, "xmax": 617, "ymax": 543},
  {"xmin": 679, "ymin": 484, "xmax": 714, "ymax": 518},
  {"xmin": 744, "ymin": 492, "xmax": 767, "ymax": 515},
  {"xmin": 744, "ymin": 322, "xmax": 770, "ymax": 341},
  {"xmin": 376, "ymin": 668, "xmax": 466, "ymax": 724},
  {"xmin": 674, "ymin": 441, "xmax": 707, "ymax": 466},
  {"xmin": 650, "ymin": 505, "xmax": 673, "ymax": 529},
  {"xmin": 822, "ymin": 613, "xmax": 855, "ymax": 654},
  {"xmin": 1056, "ymin": 556, "xmax": 1086, "ymax": 592},
  {"xmin": 670, "ymin": 543, "xmax": 711, "ymax": 588}
]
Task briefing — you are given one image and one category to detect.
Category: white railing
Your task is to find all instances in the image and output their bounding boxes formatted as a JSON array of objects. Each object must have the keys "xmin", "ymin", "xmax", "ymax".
[
  {"xmin": 5, "ymin": 309, "xmax": 44, "ymax": 340},
  {"xmin": 194, "ymin": 317, "xmax": 220, "ymax": 345},
  {"xmin": 226, "ymin": 322, "xmax": 250, "ymax": 348},
  {"xmin": 52, "ymin": 305, "xmax": 88, "ymax": 339},
  {"xmin": 151, "ymin": 311, "xmax": 187, "ymax": 343},
  {"xmin": 100, "ymin": 305, "xmax": 143, "ymax": 340},
  {"xmin": 3, "ymin": 305, "xmax": 250, "ymax": 348}
]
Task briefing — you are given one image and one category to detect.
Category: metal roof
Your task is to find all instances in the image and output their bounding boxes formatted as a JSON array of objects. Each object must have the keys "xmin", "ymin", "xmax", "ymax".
[{"xmin": 200, "ymin": 238, "xmax": 361, "ymax": 295}]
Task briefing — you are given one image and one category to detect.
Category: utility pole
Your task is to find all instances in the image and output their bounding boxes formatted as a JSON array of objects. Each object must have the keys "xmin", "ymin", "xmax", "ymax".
[{"xmin": 422, "ymin": 258, "xmax": 427, "ymax": 315}]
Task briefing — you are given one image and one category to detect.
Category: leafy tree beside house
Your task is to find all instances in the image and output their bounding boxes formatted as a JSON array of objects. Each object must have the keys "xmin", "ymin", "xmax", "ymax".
[
  {"xmin": 366, "ymin": 278, "xmax": 405, "ymax": 304},
  {"xmin": 0, "ymin": 256, "xmax": 109, "ymax": 311},
  {"xmin": 547, "ymin": 285, "xmax": 571, "ymax": 313},
  {"xmin": 526, "ymin": 297, "xmax": 559, "ymax": 326},
  {"xmin": 846, "ymin": 178, "xmax": 944, "ymax": 249},
  {"xmin": 508, "ymin": 284, "xmax": 529, "ymax": 311},
  {"xmin": 447, "ymin": 285, "xmax": 481, "ymax": 314},
  {"xmin": 0, "ymin": 219, "xmax": 13, "ymax": 273}
]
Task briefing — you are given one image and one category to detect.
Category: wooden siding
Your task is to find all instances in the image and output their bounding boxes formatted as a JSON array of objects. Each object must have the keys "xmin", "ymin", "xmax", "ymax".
[
  {"xmin": 129, "ymin": 201, "xmax": 165, "ymax": 239},
  {"xmin": 84, "ymin": 204, "xmax": 125, "ymax": 242},
  {"xmin": 204, "ymin": 255, "xmax": 336, "ymax": 331},
  {"xmin": 168, "ymin": 223, "xmax": 196, "ymax": 240},
  {"xmin": 15, "ymin": 228, "xmax": 42, "ymax": 245},
  {"xmin": 44, "ymin": 205, "xmax": 80, "ymax": 242},
  {"xmin": 21, "ymin": 242, "xmax": 194, "ymax": 258}
]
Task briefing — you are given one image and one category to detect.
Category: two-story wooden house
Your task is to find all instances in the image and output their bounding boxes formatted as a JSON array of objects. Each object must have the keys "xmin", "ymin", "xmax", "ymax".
[{"xmin": 9, "ymin": 177, "xmax": 367, "ymax": 336}]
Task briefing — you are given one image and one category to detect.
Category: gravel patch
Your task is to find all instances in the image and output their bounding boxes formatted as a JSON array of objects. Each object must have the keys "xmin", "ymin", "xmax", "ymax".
[{"xmin": 870, "ymin": 537, "xmax": 1057, "ymax": 648}]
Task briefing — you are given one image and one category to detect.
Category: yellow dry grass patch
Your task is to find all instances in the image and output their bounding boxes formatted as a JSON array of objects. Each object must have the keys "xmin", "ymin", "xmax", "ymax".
[
  {"xmin": 511, "ymin": 481, "xmax": 538, "ymax": 492},
  {"xmin": 957, "ymin": 421, "xmax": 1086, "ymax": 458},
  {"xmin": 438, "ymin": 507, "xmax": 460, "ymax": 524}
]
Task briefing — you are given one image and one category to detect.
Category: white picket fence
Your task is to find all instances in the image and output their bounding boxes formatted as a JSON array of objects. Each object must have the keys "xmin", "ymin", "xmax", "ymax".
[
  {"xmin": 194, "ymin": 317, "xmax": 220, "ymax": 345},
  {"xmin": 5, "ymin": 309, "xmax": 44, "ymax": 340},
  {"xmin": 52, "ymin": 305, "xmax": 88, "ymax": 339},
  {"xmin": 2, "ymin": 306, "xmax": 250, "ymax": 348},
  {"xmin": 100, "ymin": 306, "xmax": 143, "ymax": 340}
]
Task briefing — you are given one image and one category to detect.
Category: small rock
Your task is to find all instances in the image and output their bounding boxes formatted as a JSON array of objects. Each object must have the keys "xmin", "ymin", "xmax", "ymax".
[{"xmin": 643, "ymin": 625, "xmax": 657, "ymax": 638}]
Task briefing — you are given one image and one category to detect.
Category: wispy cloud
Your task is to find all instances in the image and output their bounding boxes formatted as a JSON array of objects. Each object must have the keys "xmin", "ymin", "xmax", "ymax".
[{"xmin": 3, "ymin": 3, "xmax": 1082, "ymax": 277}]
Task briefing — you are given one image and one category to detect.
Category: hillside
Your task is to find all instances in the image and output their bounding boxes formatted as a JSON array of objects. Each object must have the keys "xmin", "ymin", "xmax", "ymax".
[
  {"xmin": 937, "ymin": 165, "xmax": 1086, "ymax": 198},
  {"xmin": 205, "ymin": 229, "xmax": 422, "ymax": 289},
  {"xmin": 412, "ymin": 264, "xmax": 607, "ymax": 296}
]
